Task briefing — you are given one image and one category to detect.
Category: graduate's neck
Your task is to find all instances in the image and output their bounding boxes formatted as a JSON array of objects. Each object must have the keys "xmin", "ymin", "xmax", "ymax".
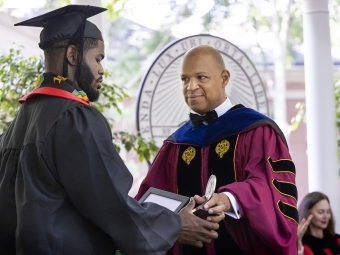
[
  {"xmin": 66, "ymin": 66, "xmax": 77, "ymax": 84},
  {"xmin": 45, "ymin": 56, "xmax": 63, "ymax": 75},
  {"xmin": 45, "ymin": 61, "xmax": 77, "ymax": 85}
]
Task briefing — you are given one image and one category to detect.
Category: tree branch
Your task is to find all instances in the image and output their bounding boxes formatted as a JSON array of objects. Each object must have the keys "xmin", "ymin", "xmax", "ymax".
[{"xmin": 279, "ymin": 0, "xmax": 294, "ymax": 55}]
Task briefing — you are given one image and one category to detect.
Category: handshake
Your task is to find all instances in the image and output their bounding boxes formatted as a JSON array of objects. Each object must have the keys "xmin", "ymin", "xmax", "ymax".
[
  {"xmin": 177, "ymin": 193, "xmax": 228, "ymax": 248},
  {"xmin": 139, "ymin": 175, "xmax": 232, "ymax": 248}
]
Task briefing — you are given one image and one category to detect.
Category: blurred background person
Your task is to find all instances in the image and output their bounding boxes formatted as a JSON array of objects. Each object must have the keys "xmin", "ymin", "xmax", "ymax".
[{"xmin": 298, "ymin": 191, "xmax": 340, "ymax": 255}]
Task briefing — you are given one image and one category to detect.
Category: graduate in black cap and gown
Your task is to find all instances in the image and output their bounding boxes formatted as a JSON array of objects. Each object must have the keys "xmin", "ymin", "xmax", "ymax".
[
  {"xmin": 136, "ymin": 45, "xmax": 298, "ymax": 255},
  {"xmin": 0, "ymin": 5, "xmax": 220, "ymax": 255}
]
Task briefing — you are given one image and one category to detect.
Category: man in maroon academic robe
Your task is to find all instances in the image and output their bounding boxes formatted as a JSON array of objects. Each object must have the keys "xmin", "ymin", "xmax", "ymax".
[{"xmin": 136, "ymin": 45, "xmax": 298, "ymax": 255}]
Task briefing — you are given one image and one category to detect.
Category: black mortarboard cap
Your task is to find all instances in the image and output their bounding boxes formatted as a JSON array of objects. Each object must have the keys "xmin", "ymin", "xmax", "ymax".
[
  {"xmin": 14, "ymin": 5, "xmax": 107, "ymax": 78},
  {"xmin": 14, "ymin": 5, "xmax": 106, "ymax": 49}
]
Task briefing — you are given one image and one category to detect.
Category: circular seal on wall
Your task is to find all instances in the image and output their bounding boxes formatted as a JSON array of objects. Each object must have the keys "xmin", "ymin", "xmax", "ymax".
[{"xmin": 136, "ymin": 34, "xmax": 268, "ymax": 147}]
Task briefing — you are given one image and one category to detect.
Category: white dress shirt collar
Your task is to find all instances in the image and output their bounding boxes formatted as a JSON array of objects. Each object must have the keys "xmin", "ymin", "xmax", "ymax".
[
  {"xmin": 214, "ymin": 97, "xmax": 234, "ymax": 117},
  {"xmin": 191, "ymin": 97, "xmax": 234, "ymax": 117}
]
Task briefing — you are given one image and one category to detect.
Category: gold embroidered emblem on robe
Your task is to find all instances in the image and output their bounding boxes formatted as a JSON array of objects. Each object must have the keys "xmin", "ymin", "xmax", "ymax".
[
  {"xmin": 182, "ymin": 146, "xmax": 196, "ymax": 165},
  {"xmin": 215, "ymin": 139, "xmax": 230, "ymax": 158}
]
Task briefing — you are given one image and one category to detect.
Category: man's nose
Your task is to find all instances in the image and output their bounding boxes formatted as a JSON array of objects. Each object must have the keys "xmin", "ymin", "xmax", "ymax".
[
  {"xmin": 99, "ymin": 63, "xmax": 104, "ymax": 75},
  {"xmin": 187, "ymin": 79, "xmax": 199, "ymax": 90}
]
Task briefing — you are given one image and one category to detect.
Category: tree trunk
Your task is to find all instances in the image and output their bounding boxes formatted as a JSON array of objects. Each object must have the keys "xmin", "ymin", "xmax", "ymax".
[{"xmin": 271, "ymin": 0, "xmax": 294, "ymax": 137}]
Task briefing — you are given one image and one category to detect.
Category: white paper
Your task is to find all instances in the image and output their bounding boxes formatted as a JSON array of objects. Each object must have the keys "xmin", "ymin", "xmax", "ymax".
[{"xmin": 144, "ymin": 193, "xmax": 182, "ymax": 212}]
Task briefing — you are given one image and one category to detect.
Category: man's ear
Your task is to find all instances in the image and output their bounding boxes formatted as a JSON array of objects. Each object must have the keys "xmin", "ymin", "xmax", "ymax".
[
  {"xmin": 66, "ymin": 45, "xmax": 78, "ymax": 66},
  {"xmin": 222, "ymin": 69, "xmax": 230, "ymax": 88}
]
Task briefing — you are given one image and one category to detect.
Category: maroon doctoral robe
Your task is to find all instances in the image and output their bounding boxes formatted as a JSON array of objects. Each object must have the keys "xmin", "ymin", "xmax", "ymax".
[{"xmin": 136, "ymin": 105, "xmax": 298, "ymax": 255}]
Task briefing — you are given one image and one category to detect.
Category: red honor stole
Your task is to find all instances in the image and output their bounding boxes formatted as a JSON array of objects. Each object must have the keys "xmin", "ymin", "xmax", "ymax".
[{"xmin": 19, "ymin": 87, "xmax": 90, "ymax": 106}]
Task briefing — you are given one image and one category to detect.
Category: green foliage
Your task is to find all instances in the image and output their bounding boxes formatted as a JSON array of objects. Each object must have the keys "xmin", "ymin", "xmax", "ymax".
[
  {"xmin": 193, "ymin": 0, "xmax": 231, "ymax": 30},
  {"xmin": 44, "ymin": 0, "xmax": 71, "ymax": 10},
  {"xmin": 334, "ymin": 78, "xmax": 340, "ymax": 129},
  {"xmin": 288, "ymin": 1, "xmax": 303, "ymax": 46},
  {"xmin": 168, "ymin": 0, "xmax": 196, "ymax": 20},
  {"xmin": 141, "ymin": 29, "xmax": 174, "ymax": 56},
  {"xmin": 335, "ymin": 78, "xmax": 340, "ymax": 162},
  {"xmin": 201, "ymin": 0, "xmax": 231, "ymax": 30},
  {"xmin": 288, "ymin": 102, "xmax": 305, "ymax": 133},
  {"xmin": 109, "ymin": 48, "xmax": 142, "ymax": 87},
  {"xmin": 44, "ymin": 0, "xmax": 128, "ymax": 21},
  {"xmin": 103, "ymin": 0, "xmax": 128, "ymax": 20},
  {"xmin": 168, "ymin": 0, "xmax": 301, "ymax": 65},
  {"xmin": 286, "ymin": 1, "xmax": 303, "ymax": 65},
  {"xmin": 329, "ymin": 0, "xmax": 340, "ymax": 23},
  {"xmin": 0, "ymin": 44, "xmax": 44, "ymax": 131},
  {"xmin": 290, "ymin": 78, "xmax": 340, "ymax": 131},
  {"xmin": 113, "ymin": 131, "xmax": 159, "ymax": 162},
  {"xmin": 0, "ymin": 44, "xmax": 159, "ymax": 162},
  {"xmin": 92, "ymin": 71, "xmax": 129, "ymax": 121},
  {"xmin": 247, "ymin": 0, "xmax": 271, "ymax": 28},
  {"xmin": 289, "ymin": 77, "xmax": 340, "ymax": 161}
]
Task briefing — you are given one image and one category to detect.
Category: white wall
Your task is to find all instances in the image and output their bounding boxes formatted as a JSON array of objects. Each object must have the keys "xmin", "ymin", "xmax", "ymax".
[{"xmin": 0, "ymin": 11, "xmax": 42, "ymax": 57}]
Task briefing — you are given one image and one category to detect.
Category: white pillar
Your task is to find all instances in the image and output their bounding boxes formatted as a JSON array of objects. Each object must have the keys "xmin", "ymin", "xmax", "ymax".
[{"xmin": 303, "ymin": 0, "xmax": 340, "ymax": 232}]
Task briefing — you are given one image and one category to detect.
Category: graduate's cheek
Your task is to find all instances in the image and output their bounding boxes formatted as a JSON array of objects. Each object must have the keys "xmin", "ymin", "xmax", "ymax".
[
  {"xmin": 83, "ymin": 53, "xmax": 96, "ymax": 79},
  {"xmin": 86, "ymin": 41, "xmax": 105, "ymax": 83}
]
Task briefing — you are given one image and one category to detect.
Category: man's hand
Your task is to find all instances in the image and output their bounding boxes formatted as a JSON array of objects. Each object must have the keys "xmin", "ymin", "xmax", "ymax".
[
  {"xmin": 178, "ymin": 198, "xmax": 219, "ymax": 248},
  {"xmin": 194, "ymin": 193, "xmax": 232, "ymax": 223},
  {"xmin": 193, "ymin": 194, "xmax": 226, "ymax": 223}
]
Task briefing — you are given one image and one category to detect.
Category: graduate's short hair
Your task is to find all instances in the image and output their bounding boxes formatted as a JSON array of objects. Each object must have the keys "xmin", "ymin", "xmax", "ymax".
[
  {"xmin": 15, "ymin": 5, "xmax": 106, "ymax": 78},
  {"xmin": 44, "ymin": 38, "xmax": 99, "ymax": 64},
  {"xmin": 298, "ymin": 191, "xmax": 335, "ymax": 235}
]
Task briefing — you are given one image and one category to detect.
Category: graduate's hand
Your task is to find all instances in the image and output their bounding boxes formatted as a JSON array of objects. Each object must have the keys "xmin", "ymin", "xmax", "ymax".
[
  {"xmin": 297, "ymin": 214, "xmax": 313, "ymax": 250},
  {"xmin": 178, "ymin": 197, "xmax": 219, "ymax": 248}
]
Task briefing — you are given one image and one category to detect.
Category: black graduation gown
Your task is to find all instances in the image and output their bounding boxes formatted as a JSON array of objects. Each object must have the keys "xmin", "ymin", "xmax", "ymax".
[{"xmin": 0, "ymin": 74, "xmax": 181, "ymax": 255}]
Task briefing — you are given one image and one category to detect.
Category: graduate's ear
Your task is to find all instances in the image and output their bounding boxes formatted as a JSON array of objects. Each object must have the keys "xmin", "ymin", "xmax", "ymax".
[
  {"xmin": 66, "ymin": 45, "xmax": 78, "ymax": 66},
  {"xmin": 221, "ymin": 69, "xmax": 230, "ymax": 88}
]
